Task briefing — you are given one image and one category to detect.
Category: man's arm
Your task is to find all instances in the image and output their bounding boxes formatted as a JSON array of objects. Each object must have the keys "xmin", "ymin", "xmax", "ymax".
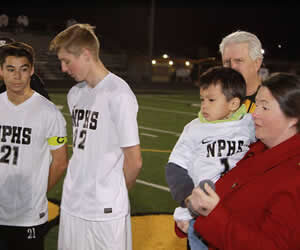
[
  {"xmin": 47, "ymin": 144, "xmax": 68, "ymax": 192},
  {"xmin": 123, "ymin": 144, "xmax": 142, "ymax": 190}
]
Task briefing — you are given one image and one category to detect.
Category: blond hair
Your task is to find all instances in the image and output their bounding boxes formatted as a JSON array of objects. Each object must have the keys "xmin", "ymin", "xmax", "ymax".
[{"xmin": 49, "ymin": 23, "xmax": 100, "ymax": 60}]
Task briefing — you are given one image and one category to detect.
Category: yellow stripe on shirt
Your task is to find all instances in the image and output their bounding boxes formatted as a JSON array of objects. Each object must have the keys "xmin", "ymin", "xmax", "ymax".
[
  {"xmin": 48, "ymin": 136, "xmax": 68, "ymax": 146},
  {"xmin": 244, "ymin": 99, "xmax": 256, "ymax": 114}
]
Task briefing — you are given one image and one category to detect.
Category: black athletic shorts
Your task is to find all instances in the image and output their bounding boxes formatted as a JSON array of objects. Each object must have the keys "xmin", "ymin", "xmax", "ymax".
[{"xmin": 0, "ymin": 222, "xmax": 48, "ymax": 250}]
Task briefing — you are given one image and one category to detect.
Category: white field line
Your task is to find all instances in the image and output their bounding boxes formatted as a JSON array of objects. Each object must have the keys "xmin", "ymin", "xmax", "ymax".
[
  {"xmin": 136, "ymin": 179, "xmax": 170, "ymax": 192},
  {"xmin": 140, "ymin": 133, "xmax": 158, "ymax": 138},
  {"xmin": 63, "ymin": 106, "xmax": 197, "ymax": 117},
  {"xmin": 140, "ymin": 105, "xmax": 197, "ymax": 116},
  {"xmin": 63, "ymin": 105, "xmax": 197, "ymax": 118},
  {"xmin": 139, "ymin": 95, "xmax": 200, "ymax": 105},
  {"xmin": 62, "ymin": 113, "xmax": 181, "ymax": 137},
  {"xmin": 56, "ymin": 105, "xmax": 64, "ymax": 110},
  {"xmin": 139, "ymin": 126, "xmax": 180, "ymax": 137},
  {"xmin": 138, "ymin": 94, "xmax": 184, "ymax": 98}
]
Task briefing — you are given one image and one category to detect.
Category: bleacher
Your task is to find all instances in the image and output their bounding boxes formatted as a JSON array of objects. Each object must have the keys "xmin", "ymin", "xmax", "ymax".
[{"xmin": 0, "ymin": 30, "xmax": 129, "ymax": 89}]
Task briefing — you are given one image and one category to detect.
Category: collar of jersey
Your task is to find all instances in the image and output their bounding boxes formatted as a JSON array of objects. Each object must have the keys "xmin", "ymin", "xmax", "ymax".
[{"xmin": 198, "ymin": 104, "xmax": 247, "ymax": 124}]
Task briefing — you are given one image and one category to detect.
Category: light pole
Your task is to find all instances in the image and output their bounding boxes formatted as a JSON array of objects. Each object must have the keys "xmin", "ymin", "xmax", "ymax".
[{"xmin": 148, "ymin": 0, "xmax": 155, "ymax": 83}]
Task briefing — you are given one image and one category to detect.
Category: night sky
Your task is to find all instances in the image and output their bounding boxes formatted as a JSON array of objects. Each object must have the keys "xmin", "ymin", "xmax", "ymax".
[{"xmin": 1, "ymin": 1, "xmax": 299, "ymax": 61}]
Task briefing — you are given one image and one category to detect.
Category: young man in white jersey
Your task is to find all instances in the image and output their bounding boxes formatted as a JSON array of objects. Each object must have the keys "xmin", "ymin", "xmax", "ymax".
[
  {"xmin": 166, "ymin": 66, "xmax": 256, "ymax": 250},
  {"xmin": 0, "ymin": 37, "xmax": 51, "ymax": 100},
  {"xmin": 49, "ymin": 23, "xmax": 142, "ymax": 250},
  {"xmin": 0, "ymin": 42, "xmax": 68, "ymax": 250}
]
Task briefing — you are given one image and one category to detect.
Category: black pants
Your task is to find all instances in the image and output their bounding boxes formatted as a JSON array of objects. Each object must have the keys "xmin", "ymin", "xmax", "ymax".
[{"xmin": 0, "ymin": 222, "xmax": 48, "ymax": 250}]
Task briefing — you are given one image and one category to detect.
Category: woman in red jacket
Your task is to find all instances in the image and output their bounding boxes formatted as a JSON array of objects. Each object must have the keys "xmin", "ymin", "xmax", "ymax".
[{"xmin": 181, "ymin": 72, "xmax": 300, "ymax": 250}]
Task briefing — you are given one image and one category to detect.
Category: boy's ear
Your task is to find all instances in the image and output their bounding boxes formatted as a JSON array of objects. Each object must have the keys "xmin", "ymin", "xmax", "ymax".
[
  {"xmin": 81, "ymin": 48, "xmax": 91, "ymax": 61},
  {"xmin": 229, "ymin": 97, "xmax": 241, "ymax": 111},
  {"xmin": 30, "ymin": 65, "xmax": 34, "ymax": 76},
  {"xmin": 288, "ymin": 117, "xmax": 298, "ymax": 129}
]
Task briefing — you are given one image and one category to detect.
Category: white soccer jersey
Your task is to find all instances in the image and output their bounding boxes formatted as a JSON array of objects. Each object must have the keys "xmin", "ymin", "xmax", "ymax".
[
  {"xmin": 169, "ymin": 114, "xmax": 256, "ymax": 186},
  {"xmin": 61, "ymin": 72, "xmax": 140, "ymax": 221},
  {"xmin": 0, "ymin": 92, "xmax": 67, "ymax": 226},
  {"xmin": 170, "ymin": 114, "xmax": 256, "ymax": 221}
]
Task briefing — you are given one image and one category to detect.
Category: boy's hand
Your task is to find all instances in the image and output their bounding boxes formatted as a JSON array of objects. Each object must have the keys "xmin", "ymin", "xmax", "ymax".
[{"xmin": 176, "ymin": 220, "xmax": 189, "ymax": 233}]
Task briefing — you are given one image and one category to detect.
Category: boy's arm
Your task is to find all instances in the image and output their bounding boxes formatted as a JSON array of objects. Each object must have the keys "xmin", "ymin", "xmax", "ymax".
[{"xmin": 165, "ymin": 162, "xmax": 194, "ymax": 207}]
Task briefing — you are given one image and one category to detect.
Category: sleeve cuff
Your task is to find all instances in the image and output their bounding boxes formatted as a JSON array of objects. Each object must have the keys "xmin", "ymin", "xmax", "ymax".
[{"xmin": 174, "ymin": 221, "xmax": 188, "ymax": 238}]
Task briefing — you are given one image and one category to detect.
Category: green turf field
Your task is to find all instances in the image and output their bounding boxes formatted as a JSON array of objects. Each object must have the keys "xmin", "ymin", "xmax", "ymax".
[{"xmin": 45, "ymin": 88, "xmax": 201, "ymax": 249}]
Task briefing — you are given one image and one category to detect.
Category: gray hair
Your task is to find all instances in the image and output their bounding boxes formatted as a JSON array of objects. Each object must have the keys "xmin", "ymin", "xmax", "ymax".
[{"xmin": 219, "ymin": 31, "xmax": 263, "ymax": 61}]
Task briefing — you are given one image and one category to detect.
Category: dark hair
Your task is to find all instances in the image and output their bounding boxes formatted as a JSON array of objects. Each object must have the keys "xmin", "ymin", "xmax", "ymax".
[
  {"xmin": 0, "ymin": 37, "xmax": 15, "ymax": 46},
  {"xmin": 198, "ymin": 66, "xmax": 246, "ymax": 103},
  {"xmin": 0, "ymin": 42, "xmax": 34, "ymax": 66},
  {"xmin": 262, "ymin": 72, "xmax": 300, "ymax": 132}
]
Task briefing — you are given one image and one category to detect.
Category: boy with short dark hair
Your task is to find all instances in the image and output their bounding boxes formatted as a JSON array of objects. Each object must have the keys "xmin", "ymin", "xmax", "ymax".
[
  {"xmin": 0, "ymin": 42, "xmax": 68, "ymax": 250},
  {"xmin": 0, "ymin": 37, "xmax": 50, "ymax": 100},
  {"xmin": 166, "ymin": 66, "xmax": 256, "ymax": 250}
]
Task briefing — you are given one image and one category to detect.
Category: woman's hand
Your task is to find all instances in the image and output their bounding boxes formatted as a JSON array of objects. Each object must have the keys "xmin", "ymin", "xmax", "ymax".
[{"xmin": 188, "ymin": 183, "xmax": 220, "ymax": 216}]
